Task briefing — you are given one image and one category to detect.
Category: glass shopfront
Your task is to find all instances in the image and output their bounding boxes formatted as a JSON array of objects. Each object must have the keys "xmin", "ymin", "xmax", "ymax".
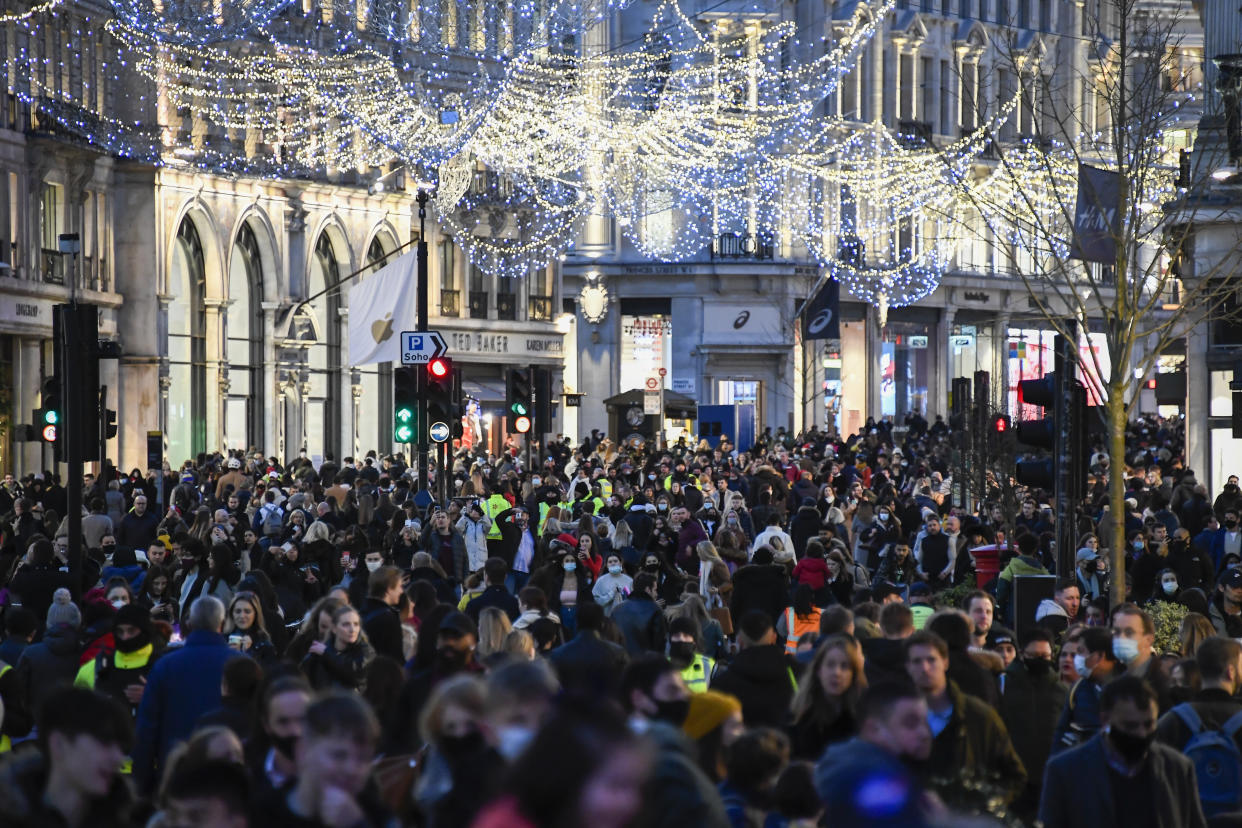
[{"xmin": 881, "ymin": 322, "xmax": 931, "ymax": 418}]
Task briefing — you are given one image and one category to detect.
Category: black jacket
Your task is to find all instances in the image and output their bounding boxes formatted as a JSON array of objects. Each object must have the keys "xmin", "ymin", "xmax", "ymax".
[
  {"xmin": 729, "ymin": 564, "xmax": 789, "ymax": 624},
  {"xmin": 464, "ymin": 584, "xmax": 520, "ymax": 622},
  {"xmin": 610, "ymin": 595, "xmax": 667, "ymax": 656},
  {"xmin": 361, "ymin": 597, "xmax": 404, "ymax": 662},
  {"xmin": 998, "ymin": 659, "xmax": 1067, "ymax": 815},
  {"xmin": 547, "ymin": 630, "xmax": 630, "ymax": 698},
  {"xmin": 8, "ymin": 564, "xmax": 73, "ymax": 633},
  {"xmin": 0, "ymin": 752, "xmax": 135, "ymax": 828},
  {"xmin": 712, "ymin": 644, "xmax": 796, "ymax": 729},
  {"xmin": 301, "ymin": 637, "xmax": 375, "ymax": 693},
  {"xmin": 789, "ymin": 506, "xmax": 822, "ymax": 559}
]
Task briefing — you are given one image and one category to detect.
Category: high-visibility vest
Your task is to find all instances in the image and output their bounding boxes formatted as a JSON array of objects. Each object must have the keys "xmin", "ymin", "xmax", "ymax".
[
  {"xmin": 680, "ymin": 654, "xmax": 716, "ymax": 693},
  {"xmin": 485, "ymin": 494, "xmax": 510, "ymax": 540},
  {"xmin": 783, "ymin": 607, "xmax": 822, "ymax": 654}
]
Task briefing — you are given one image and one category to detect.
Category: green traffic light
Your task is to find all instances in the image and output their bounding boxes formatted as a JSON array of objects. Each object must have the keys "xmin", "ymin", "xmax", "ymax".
[
  {"xmin": 395, "ymin": 425, "xmax": 414, "ymax": 442},
  {"xmin": 396, "ymin": 407, "xmax": 413, "ymax": 423},
  {"xmin": 511, "ymin": 403, "xmax": 528, "ymax": 416},
  {"xmin": 43, "ymin": 410, "xmax": 58, "ymax": 425}
]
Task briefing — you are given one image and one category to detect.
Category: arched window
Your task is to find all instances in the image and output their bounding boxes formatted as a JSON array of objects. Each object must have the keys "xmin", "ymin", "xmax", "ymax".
[
  {"xmin": 167, "ymin": 218, "xmax": 207, "ymax": 464},
  {"xmin": 308, "ymin": 232, "xmax": 342, "ymax": 460},
  {"xmin": 227, "ymin": 223, "xmax": 265, "ymax": 450}
]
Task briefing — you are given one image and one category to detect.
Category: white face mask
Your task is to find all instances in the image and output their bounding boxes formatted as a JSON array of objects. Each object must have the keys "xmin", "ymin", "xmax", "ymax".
[
  {"xmin": 366, "ymin": 559, "xmax": 382, "ymax": 572},
  {"xmin": 1162, "ymin": 580, "xmax": 1178, "ymax": 595},
  {"xmin": 111, "ymin": 599, "xmax": 126, "ymax": 610},
  {"xmin": 495, "ymin": 725, "xmax": 535, "ymax": 761},
  {"xmin": 1073, "ymin": 653, "xmax": 1091, "ymax": 679},
  {"xmin": 1113, "ymin": 637, "xmax": 1141, "ymax": 664}
]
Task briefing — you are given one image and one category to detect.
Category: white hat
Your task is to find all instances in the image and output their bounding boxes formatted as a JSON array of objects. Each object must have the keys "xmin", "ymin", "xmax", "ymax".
[{"xmin": 227, "ymin": 457, "xmax": 241, "ymax": 469}]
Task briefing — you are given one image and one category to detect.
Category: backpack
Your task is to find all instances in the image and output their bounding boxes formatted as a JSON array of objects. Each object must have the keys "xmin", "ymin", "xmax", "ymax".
[
  {"xmin": 261, "ymin": 505, "xmax": 284, "ymax": 537},
  {"xmin": 1172, "ymin": 702, "xmax": 1242, "ymax": 816}
]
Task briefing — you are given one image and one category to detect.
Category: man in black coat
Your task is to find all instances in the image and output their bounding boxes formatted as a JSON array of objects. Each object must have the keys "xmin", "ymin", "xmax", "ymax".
[
  {"xmin": 1155, "ymin": 635, "xmax": 1242, "ymax": 756},
  {"xmin": 622, "ymin": 496, "xmax": 655, "ymax": 552},
  {"xmin": 8, "ymin": 539, "xmax": 73, "ymax": 634},
  {"xmin": 712, "ymin": 611, "xmax": 796, "ymax": 729},
  {"xmin": 729, "ymin": 546, "xmax": 789, "ymax": 624},
  {"xmin": 1040, "ymin": 676, "xmax": 1206, "ymax": 828},
  {"xmin": 998, "ymin": 627, "xmax": 1067, "ymax": 819},
  {"xmin": 610, "ymin": 572, "xmax": 668, "ymax": 656},
  {"xmin": 547, "ymin": 603, "xmax": 629, "ymax": 697},
  {"xmin": 360, "ymin": 566, "xmax": 404, "ymax": 662},
  {"xmin": 465, "ymin": 558, "xmax": 520, "ymax": 622}
]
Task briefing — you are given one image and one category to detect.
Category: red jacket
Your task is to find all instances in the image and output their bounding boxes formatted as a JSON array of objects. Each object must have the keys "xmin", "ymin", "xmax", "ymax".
[{"xmin": 792, "ymin": 557, "xmax": 831, "ymax": 590}]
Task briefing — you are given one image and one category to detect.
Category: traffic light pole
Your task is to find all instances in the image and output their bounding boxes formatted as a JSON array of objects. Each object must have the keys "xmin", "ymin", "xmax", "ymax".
[{"xmin": 416, "ymin": 188, "xmax": 430, "ymax": 497}]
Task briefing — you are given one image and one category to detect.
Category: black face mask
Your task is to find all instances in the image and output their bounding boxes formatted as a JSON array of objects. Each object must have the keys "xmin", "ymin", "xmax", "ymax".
[
  {"xmin": 652, "ymin": 697, "xmax": 691, "ymax": 727},
  {"xmin": 114, "ymin": 631, "xmax": 151, "ymax": 654},
  {"xmin": 269, "ymin": 733, "xmax": 298, "ymax": 760},
  {"xmin": 439, "ymin": 731, "xmax": 486, "ymax": 761},
  {"xmin": 436, "ymin": 644, "xmax": 471, "ymax": 671},
  {"xmin": 644, "ymin": 563, "xmax": 661, "ymax": 573},
  {"xmin": 1229, "ymin": 520, "xmax": 1239, "ymax": 530},
  {"xmin": 1023, "ymin": 657, "xmax": 1054, "ymax": 678},
  {"xmin": 668, "ymin": 641, "xmax": 696, "ymax": 664},
  {"xmin": 1108, "ymin": 728, "xmax": 1155, "ymax": 763}
]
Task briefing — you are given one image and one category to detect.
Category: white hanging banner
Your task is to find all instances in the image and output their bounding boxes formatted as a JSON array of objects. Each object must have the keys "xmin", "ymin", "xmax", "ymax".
[{"xmin": 348, "ymin": 249, "xmax": 419, "ymax": 366}]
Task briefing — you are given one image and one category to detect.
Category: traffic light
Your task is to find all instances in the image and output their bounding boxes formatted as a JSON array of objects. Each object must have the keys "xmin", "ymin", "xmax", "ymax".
[
  {"xmin": 103, "ymin": 408, "xmax": 118, "ymax": 440},
  {"xmin": 988, "ymin": 413, "xmax": 1012, "ymax": 457},
  {"xmin": 426, "ymin": 356, "xmax": 455, "ymax": 433},
  {"xmin": 506, "ymin": 368, "xmax": 532, "ymax": 434},
  {"xmin": 40, "ymin": 375, "xmax": 61, "ymax": 447},
  {"xmin": 533, "ymin": 366, "xmax": 552, "ymax": 438},
  {"xmin": 393, "ymin": 366, "xmax": 418, "ymax": 443},
  {"xmin": 1015, "ymin": 374, "xmax": 1057, "ymax": 489}
]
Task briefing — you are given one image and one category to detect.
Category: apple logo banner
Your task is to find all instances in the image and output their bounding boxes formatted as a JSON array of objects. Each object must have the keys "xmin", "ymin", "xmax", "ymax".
[{"xmin": 348, "ymin": 249, "xmax": 420, "ymax": 366}]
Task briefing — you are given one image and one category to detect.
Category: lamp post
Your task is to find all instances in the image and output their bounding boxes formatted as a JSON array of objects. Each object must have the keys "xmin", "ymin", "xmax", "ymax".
[{"xmin": 416, "ymin": 183, "xmax": 433, "ymax": 496}]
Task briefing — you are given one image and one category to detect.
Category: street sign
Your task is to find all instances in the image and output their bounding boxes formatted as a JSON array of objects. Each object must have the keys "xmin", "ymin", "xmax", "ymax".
[
  {"xmin": 429, "ymin": 421, "xmax": 450, "ymax": 443},
  {"xmin": 645, "ymin": 376, "xmax": 659, "ymax": 390},
  {"xmin": 644, "ymin": 390, "xmax": 662, "ymax": 415},
  {"xmin": 658, "ymin": 367, "xmax": 667, "ymax": 377},
  {"xmin": 400, "ymin": 330, "xmax": 447, "ymax": 364}
]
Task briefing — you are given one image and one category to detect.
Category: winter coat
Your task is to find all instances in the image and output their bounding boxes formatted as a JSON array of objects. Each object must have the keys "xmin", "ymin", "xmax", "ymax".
[
  {"xmin": 7, "ymin": 564, "xmax": 74, "ymax": 632},
  {"xmin": 791, "ymin": 556, "xmax": 831, "ymax": 590},
  {"xmin": 422, "ymin": 529, "xmax": 470, "ymax": 583},
  {"xmin": 361, "ymin": 597, "xmax": 404, "ymax": 663},
  {"xmin": 1039, "ymin": 733, "xmax": 1206, "ymax": 828},
  {"xmin": 546, "ymin": 629, "xmax": 630, "ymax": 698},
  {"xmin": 924, "ymin": 680, "xmax": 1027, "ymax": 807},
  {"xmin": 132, "ymin": 630, "xmax": 241, "ymax": 793},
  {"xmin": 455, "ymin": 513, "xmax": 492, "ymax": 573},
  {"xmin": 15, "ymin": 623, "xmax": 81, "ymax": 699},
  {"xmin": 610, "ymin": 594, "xmax": 667, "ymax": 656},
  {"xmin": 789, "ymin": 506, "xmax": 823, "ymax": 558},
  {"xmin": 634, "ymin": 722, "xmax": 731, "ymax": 828},
  {"xmin": 116, "ymin": 509, "xmax": 161, "ymax": 550},
  {"xmin": 996, "ymin": 555, "xmax": 1049, "ymax": 621},
  {"xmin": 464, "ymin": 585, "xmax": 521, "ymax": 622},
  {"xmin": 872, "ymin": 551, "xmax": 918, "ymax": 587},
  {"xmin": 729, "ymin": 564, "xmax": 790, "ymax": 624},
  {"xmin": 0, "ymin": 752, "xmax": 135, "ymax": 828},
  {"xmin": 302, "ymin": 636, "xmax": 376, "ymax": 693},
  {"xmin": 591, "ymin": 571, "xmax": 633, "ymax": 615},
  {"xmin": 712, "ymin": 644, "xmax": 797, "ymax": 729},
  {"xmin": 999, "ymin": 658, "xmax": 1067, "ymax": 813}
]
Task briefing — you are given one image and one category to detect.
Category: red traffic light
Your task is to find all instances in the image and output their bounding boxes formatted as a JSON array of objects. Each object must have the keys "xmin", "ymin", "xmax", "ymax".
[
  {"xmin": 992, "ymin": 414, "xmax": 1009, "ymax": 433},
  {"xmin": 428, "ymin": 358, "xmax": 449, "ymax": 379},
  {"xmin": 514, "ymin": 415, "xmax": 531, "ymax": 434},
  {"xmin": 41, "ymin": 424, "xmax": 57, "ymax": 442}
]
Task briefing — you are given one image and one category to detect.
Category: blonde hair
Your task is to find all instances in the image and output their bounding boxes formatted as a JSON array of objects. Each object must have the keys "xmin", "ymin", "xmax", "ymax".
[
  {"xmin": 418, "ymin": 674, "xmax": 487, "ymax": 747},
  {"xmin": 477, "ymin": 607, "xmax": 513, "ymax": 659}
]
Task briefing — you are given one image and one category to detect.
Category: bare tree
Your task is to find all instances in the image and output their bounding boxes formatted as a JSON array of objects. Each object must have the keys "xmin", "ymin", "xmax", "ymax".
[{"xmin": 941, "ymin": 0, "xmax": 1241, "ymax": 603}]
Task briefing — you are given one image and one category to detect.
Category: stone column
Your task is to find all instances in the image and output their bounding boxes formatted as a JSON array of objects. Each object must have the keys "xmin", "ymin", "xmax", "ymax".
[
  {"xmin": 934, "ymin": 307, "xmax": 956, "ymax": 418},
  {"xmin": 994, "ymin": 312, "xmax": 1012, "ymax": 412},
  {"xmin": 866, "ymin": 305, "xmax": 883, "ymax": 420},
  {"xmin": 1186, "ymin": 319, "xmax": 1211, "ymax": 486},
  {"xmin": 338, "ymin": 306, "xmax": 354, "ymax": 457},
  {"xmin": 261, "ymin": 303, "xmax": 279, "ymax": 453},
  {"xmin": 16, "ymin": 336, "xmax": 42, "ymax": 474},
  {"xmin": 203, "ymin": 298, "xmax": 226, "ymax": 452}
]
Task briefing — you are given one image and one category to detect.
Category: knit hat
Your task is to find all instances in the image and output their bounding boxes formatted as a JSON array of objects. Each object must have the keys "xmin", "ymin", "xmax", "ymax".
[
  {"xmin": 682, "ymin": 691, "xmax": 742, "ymax": 741},
  {"xmin": 553, "ymin": 532, "xmax": 579, "ymax": 550},
  {"xmin": 114, "ymin": 603, "xmax": 152, "ymax": 633},
  {"xmin": 46, "ymin": 588, "xmax": 81, "ymax": 628}
]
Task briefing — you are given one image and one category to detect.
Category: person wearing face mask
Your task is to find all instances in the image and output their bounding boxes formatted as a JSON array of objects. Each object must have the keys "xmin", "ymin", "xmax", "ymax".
[
  {"xmin": 1147, "ymin": 567, "xmax": 1185, "ymax": 606},
  {"xmin": 1040, "ymin": 676, "xmax": 1206, "ymax": 828},
  {"xmin": 856, "ymin": 504, "xmax": 902, "ymax": 570},
  {"xmin": 74, "ymin": 603, "xmax": 159, "ymax": 735},
  {"xmin": 1052, "ymin": 626, "xmax": 1122, "ymax": 753},
  {"xmin": 1167, "ymin": 530, "xmax": 1213, "ymax": 594},
  {"xmin": 667, "ymin": 617, "xmax": 715, "ymax": 694},
  {"xmin": 1075, "ymin": 547, "xmax": 1108, "ymax": 602},
  {"xmin": 591, "ymin": 554, "xmax": 634, "ymax": 616},
  {"xmin": 413, "ymin": 674, "xmax": 506, "ymax": 828},
  {"xmin": 1112, "ymin": 604, "xmax": 1172, "ymax": 712},
  {"xmin": 1210, "ymin": 508, "xmax": 1242, "ymax": 572},
  {"xmin": 997, "ymin": 627, "xmax": 1067, "ymax": 820}
]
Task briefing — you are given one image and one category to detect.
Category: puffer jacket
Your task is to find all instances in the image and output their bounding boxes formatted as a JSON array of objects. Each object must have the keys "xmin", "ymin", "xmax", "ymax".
[{"xmin": 15, "ymin": 624, "xmax": 81, "ymax": 700}]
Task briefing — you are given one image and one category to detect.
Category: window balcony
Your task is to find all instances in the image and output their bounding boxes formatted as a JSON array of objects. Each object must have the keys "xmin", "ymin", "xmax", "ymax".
[
  {"xmin": 439, "ymin": 288, "xmax": 460, "ymax": 318},
  {"xmin": 468, "ymin": 290, "xmax": 489, "ymax": 319},
  {"xmin": 528, "ymin": 294, "xmax": 553, "ymax": 321}
]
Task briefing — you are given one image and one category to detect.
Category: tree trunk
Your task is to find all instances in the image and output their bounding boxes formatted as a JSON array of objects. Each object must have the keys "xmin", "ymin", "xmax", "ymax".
[{"xmin": 1108, "ymin": 379, "xmax": 1128, "ymax": 606}]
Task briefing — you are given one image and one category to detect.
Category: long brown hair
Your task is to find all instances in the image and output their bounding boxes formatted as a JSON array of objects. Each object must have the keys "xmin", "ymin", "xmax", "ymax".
[{"xmin": 790, "ymin": 634, "xmax": 866, "ymax": 727}]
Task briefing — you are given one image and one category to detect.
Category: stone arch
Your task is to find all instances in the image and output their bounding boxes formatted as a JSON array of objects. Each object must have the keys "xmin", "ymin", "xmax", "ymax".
[
  {"xmin": 168, "ymin": 198, "xmax": 226, "ymax": 301},
  {"xmin": 229, "ymin": 205, "xmax": 282, "ymax": 304}
]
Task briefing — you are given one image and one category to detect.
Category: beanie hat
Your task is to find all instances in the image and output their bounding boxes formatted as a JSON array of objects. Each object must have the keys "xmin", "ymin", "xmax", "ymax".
[
  {"xmin": 553, "ymin": 533, "xmax": 579, "ymax": 550},
  {"xmin": 114, "ymin": 603, "xmax": 152, "ymax": 632},
  {"xmin": 46, "ymin": 588, "xmax": 81, "ymax": 628},
  {"xmin": 682, "ymin": 691, "xmax": 743, "ymax": 741}
]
